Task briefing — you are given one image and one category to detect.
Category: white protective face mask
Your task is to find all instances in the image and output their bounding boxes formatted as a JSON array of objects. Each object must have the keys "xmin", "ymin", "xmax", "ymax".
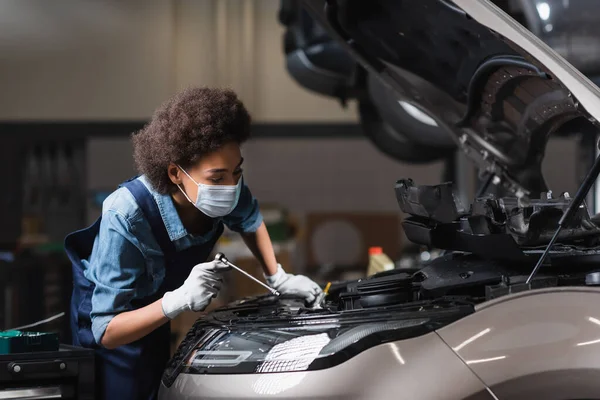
[{"xmin": 176, "ymin": 165, "xmax": 242, "ymax": 218}]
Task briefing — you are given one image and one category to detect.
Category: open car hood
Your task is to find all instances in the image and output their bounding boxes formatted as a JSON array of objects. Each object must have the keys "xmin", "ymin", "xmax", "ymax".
[{"xmin": 299, "ymin": 0, "xmax": 600, "ymax": 199}]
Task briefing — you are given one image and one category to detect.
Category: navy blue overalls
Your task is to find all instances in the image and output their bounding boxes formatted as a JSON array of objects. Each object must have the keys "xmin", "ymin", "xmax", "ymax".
[{"xmin": 65, "ymin": 178, "xmax": 222, "ymax": 399}]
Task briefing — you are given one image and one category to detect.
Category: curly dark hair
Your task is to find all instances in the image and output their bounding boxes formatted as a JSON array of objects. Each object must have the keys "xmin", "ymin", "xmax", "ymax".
[{"xmin": 132, "ymin": 87, "xmax": 251, "ymax": 194}]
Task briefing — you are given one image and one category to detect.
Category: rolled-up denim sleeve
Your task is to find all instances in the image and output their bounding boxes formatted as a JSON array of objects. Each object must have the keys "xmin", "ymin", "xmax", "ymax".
[
  {"xmin": 223, "ymin": 183, "xmax": 263, "ymax": 233},
  {"xmin": 87, "ymin": 209, "xmax": 146, "ymax": 344}
]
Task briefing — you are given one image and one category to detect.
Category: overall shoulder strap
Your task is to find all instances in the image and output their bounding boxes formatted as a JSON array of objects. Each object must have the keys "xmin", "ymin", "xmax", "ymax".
[{"xmin": 122, "ymin": 178, "xmax": 176, "ymax": 257}]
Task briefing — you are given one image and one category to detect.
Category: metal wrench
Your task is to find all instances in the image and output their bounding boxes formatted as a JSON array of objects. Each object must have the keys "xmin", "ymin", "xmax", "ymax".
[{"xmin": 215, "ymin": 253, "xmax": 280, "ymax": 296}]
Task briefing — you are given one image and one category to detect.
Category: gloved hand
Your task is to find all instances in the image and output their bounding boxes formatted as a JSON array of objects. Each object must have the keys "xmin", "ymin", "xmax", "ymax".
[
  {"xmin": 264, "ymin": 264, "xmax": 323, "ymax": 304},
  {"xmin": 162, "ymin": 259, "xmax": 230, "ymax": 319}
]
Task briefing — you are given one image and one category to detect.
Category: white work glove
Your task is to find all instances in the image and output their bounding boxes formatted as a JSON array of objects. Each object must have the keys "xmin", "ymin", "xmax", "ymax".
[
  {"xmin": 264, "ymin": 264, "xmax": 323, "ymax": 304},
  {"xmin": 162, "ymin": 259, "xmax": 230, "ymax": 319}
]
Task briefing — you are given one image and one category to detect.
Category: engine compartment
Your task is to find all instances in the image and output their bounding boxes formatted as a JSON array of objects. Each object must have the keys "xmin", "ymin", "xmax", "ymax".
[
  {"xmin": 214, "ymin": 249, "xmax": 590, "ymax": 319},
  {"xmin": 195, "ymin": 178, "xmax": 600, "ymax": 321}
]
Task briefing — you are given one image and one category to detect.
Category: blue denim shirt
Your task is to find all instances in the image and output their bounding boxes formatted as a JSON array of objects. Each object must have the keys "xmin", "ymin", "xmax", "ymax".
[{"xmin": 82, "ymin": 175, "xmax": 263, "ymax": 344}]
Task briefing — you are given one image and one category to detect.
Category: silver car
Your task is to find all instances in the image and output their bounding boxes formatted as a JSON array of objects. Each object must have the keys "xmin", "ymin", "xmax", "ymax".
[{"xmin": 160, "ymin": 1, "xmax": 600, "ymax": 399}]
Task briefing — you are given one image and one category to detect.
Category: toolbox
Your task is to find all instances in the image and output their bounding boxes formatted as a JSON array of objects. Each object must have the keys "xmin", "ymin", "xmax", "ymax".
[
  {"xmin": 0, "ymin": 330, "xmax": 59, "ymax": 355},
  {"xmin": 0, "ymin": 344, "xmax": 95, "ymax": 399}
]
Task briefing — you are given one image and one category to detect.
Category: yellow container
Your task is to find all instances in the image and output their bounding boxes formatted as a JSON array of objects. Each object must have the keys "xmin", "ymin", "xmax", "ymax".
[{"xmin": 367, "ymin": 247, "xmax": 395, "ymax": 276}]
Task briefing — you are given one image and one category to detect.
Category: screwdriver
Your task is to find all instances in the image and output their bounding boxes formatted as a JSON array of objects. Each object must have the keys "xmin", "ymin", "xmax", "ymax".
[{"xmin": 214, "ymin": 253, "xmax": 280, "ymax": 296}]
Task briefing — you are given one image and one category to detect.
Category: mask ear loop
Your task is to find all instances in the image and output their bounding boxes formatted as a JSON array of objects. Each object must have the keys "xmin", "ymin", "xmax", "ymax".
[
  {"xmin": 176, "ymin": 164, "xmax": 199, "ymax": 185},
  {"xmin": 175, "ymin": 164, "xmax": 198, "ymax": 205},
  {"xmin": 177, "ymin": 184, "xmax": 195, "ymax": 205}
]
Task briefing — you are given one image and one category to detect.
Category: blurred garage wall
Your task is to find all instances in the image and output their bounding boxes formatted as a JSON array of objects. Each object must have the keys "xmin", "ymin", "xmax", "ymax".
[{"xmin": 0, "ymin": 0, "xmax": 358, "ymax": 121}]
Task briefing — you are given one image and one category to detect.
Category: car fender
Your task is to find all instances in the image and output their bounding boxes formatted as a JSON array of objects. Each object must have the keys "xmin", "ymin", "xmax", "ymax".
[
  {"xmin": 159, "ymin": 331, "xmax": 493, "ymax": 400},
  {"xmin": 436, "ymin": 287, "xmax": 600, "ymax": 400}
]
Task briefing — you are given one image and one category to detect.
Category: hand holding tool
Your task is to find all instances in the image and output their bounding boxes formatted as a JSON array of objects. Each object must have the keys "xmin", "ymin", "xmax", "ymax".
[
  {"xmin": 215, "ymin": 253, "xmax": 280, "ymax": 296},
  {"xmin": 264, "ymin": 264, "xmax": 323, "ymax": 304},
  {"xmin": 162, "ymin": 260, "xmax": 228, "ymax": 319}
]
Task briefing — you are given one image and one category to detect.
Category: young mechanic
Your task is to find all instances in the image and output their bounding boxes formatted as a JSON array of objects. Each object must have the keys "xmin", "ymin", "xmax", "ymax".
[{"xmin": 66, "ymin": 87, "xmax": 323, "ymax": 399}]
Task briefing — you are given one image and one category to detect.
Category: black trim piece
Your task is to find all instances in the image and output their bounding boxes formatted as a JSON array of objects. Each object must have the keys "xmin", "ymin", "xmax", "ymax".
[
  {"xmin": 0, "ymin": 122, "xmax": 146, "ymax": 142},
  {"xmin": 253, "ymin": 123, "xmax": 362, "ymax": 138},
  {"xmin": 0, "ymin": 122, "xmax": 363, "ymax": 139}
]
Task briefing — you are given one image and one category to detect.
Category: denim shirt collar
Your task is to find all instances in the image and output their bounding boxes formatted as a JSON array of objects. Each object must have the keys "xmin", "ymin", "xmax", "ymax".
[{"xmin": 138, "ymin": 175, "xmax": 220, "ymax": 243}]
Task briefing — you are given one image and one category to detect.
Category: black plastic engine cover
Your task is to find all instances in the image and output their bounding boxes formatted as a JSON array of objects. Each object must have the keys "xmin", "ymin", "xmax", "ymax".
[
  {"xmin": 395, "ymin": 179, "xmax": 467, "ymax": 224},
  {"xmin": 416, "ymin": 253, "xmax": 513, "ymax": 298},
  {"xmin": 401, "ymin": 217, "xmax": 530, "ymax": 262},
  {"xmin": 338, "ymin": 272, "xmax": 415, "ymax": 310}
]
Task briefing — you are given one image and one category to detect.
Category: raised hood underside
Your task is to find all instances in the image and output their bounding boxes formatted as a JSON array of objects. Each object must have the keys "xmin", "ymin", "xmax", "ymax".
[{"xmin": 299, "ymin": 0, "xmax": 600, "ymax": 200}]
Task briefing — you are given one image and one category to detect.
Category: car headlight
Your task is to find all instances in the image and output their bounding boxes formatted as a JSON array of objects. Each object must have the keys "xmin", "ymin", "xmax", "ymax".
[{"xmin": 162, "ymin": 317, "xmax": 432, "ymax": 387}]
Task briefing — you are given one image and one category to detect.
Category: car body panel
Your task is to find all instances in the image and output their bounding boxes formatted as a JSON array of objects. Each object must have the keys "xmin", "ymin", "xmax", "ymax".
[
  {"xmin": 437, "ymin": 286, "xmax": 600, "ymax": 399},
  {"xmin": 160, "ymin": 288, "xmax": 600, "ymax": 399},
  {"xmin": 159, "ymin": 331, "xmax": 492, "ymax": 400}
]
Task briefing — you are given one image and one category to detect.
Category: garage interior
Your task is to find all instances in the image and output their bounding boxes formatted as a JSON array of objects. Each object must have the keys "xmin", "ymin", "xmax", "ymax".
[{"xmin": 2, "ymin": 1, "xmax": 600, "ymax": 399}]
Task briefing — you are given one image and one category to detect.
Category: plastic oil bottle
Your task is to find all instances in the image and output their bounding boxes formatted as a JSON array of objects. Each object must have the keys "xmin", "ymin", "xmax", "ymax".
[{"xmin": 367, "ymin": 247, "xmax": 395, "ymax": 276}]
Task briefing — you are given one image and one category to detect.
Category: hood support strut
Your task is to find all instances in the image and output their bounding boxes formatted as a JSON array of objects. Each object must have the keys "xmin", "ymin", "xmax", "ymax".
[{"xmin": 526, "ymin": 138, "xmax": 600, "ymax": 283}]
